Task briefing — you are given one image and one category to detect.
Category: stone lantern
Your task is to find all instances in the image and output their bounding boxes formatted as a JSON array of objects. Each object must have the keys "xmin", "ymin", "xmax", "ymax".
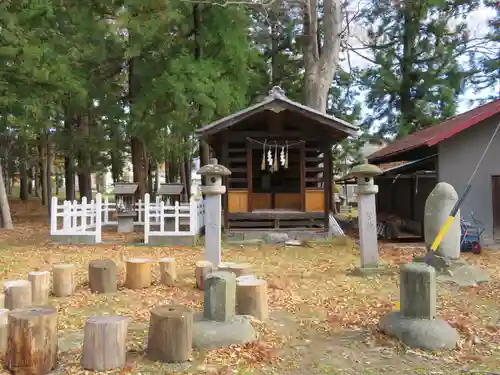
[
  {"xmin": 113, "ymin": 182, "xmax": 139, "ymax": 233},
  {"xmin": 197, "ymin": 158, "xmax": 231, "ymax": 266},
  {"xmin": 350, "ymin": 163, "xmax": 383, "ymax": 273}
]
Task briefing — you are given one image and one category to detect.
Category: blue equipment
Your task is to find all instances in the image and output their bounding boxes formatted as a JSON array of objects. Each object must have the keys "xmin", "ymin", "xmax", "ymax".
[{"xmin": 460, "ymin": 213, "xmax": 484, "ymax": 254}]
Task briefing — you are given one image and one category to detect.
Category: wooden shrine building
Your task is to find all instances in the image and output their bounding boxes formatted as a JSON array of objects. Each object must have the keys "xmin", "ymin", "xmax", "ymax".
[{"xmin": 195, "ymin": 86, "xmax": 358, "ymax": 231}]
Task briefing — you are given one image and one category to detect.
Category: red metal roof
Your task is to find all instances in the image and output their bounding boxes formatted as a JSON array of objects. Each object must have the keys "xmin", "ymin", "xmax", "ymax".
[{"xmin": 369, "ymin": 98, "xmax": 500, "ymax": 162}]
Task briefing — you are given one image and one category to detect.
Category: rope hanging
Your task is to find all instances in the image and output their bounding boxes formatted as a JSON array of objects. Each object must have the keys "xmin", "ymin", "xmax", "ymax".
[
  {"xmin": 246, "ymin": 137, "xmax": 305, "ymax": 148},
  {"xmin": 247, "ymin": 137, "xmax": 303, "ymax": 172}
]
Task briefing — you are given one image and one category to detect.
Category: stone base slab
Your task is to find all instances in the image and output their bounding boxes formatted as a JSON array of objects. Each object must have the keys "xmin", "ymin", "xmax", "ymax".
[
  {"xmin": 192, "ymin": 313, "xmax": 257, "ymax": 350},
  {"xmin": 379, "ymin": 311, "xmax": 459, "ymax": 351},
  {"xmin": 350, "ymin": 265, "xmax": 396, "ymax": 277},
  {"xmin": 51, "ymin": 234, "xmax": 97, "ymax": 244},
  {"xmin": 147, "ymin": 235, "xmax": 197, "ymax": 246}
]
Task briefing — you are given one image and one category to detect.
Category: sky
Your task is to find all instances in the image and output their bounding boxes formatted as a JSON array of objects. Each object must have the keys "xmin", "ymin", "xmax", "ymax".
[{"xmin": 341, "ymin": 3, "xmax": 498, "ymax": 115}]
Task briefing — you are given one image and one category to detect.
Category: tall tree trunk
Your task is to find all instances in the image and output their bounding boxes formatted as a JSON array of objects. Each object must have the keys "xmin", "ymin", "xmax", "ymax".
[
  {"xmin": 184, "ymin": 156, "xmax": 191, "ymax": 200},
  {"xmin": 128, "ymin": 56, "xmax": 149, "ymax": 198},
  {"xmin": 2, "ymin": 157, "xmax": 10, "ymax": 197},
  {"xmin": 76, "ymin": 114, "xmax": 92, "ymax": 201},
  {"xmin": 147, "ymin": 162, "xmax": 154, "ymax": 195},
  {"xmin": 46, "ymin": 134, "xmax": 53, "ymax": 218},
  {"xmin": 193, "ymin": 4, "xmax": 211, "ymax": 180},
  {"xmin": 19, "ymin": 145, "xmax": 29, "ymax": 201},
  {"xmin": 0, "ymin": 163, "xmax": 13, "ymax": 229},
  {"xmin": 39, "ymin": 138, "xmax": 47, "ymax": 206},
  {"xmin": 399, "ymin": 3, "xmax": 419, "ymax": 136},
  {"xmin": 154, "ymin": 164, "xmax": 160, "ymax": 193},
  {"xmin": 302, "ymin": 0, "xmax": 342, "ymax": 113},
  {"xmin": 33, "ymin": 166, "xmax": 40, "ymax": 198},
  {"xmin": 179, "ymin": 156, "xmax": 188, "ymax": 202},
  {"xmin": 64, "ymin": 115, "xmax": 76, "ymax": 201}
]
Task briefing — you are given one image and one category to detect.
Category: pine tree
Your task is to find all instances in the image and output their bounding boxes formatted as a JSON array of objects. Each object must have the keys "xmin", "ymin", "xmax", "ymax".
[{"xmin": 358, "ymin": 0, "xmax": 479, "ymax": 136}]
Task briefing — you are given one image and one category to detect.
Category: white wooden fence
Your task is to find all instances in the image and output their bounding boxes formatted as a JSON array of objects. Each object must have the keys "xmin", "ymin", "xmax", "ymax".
[
  {"xmin": 50, "ymin": 193, "xmax": 205, "ymax": 244},
  {"xmin": 50, "ymin": 195, "xmax": 102, "ymax": 242},
  {"xmin": 143, "ymin": 193, "xmax": 205, "ymax": 244}
]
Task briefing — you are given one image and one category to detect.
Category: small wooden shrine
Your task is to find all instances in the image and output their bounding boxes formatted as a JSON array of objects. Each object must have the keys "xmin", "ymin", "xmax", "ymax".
[
  {"xmin": 195, "ymin": 86, "xmax": 358, "ymax": 231},
  {"xmin": 113, "ymin": 182, "xmax": 138, "ymax": 233},
  {"xmin": 157, "ymin": 183, "xmax": 184, "ymax": 204}
]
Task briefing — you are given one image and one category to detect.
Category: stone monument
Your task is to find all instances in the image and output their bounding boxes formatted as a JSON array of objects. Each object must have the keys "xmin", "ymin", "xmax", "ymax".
[
  {"xmin": 379, "ymin": 263, "xmax": 459, "ymax": 350},
  {"xmin": 424, "ymin": 182, "xmax": 461, "ymax": 261},
  {"xmin": 197, "ymin": 158, "xmax": 231, "ymax": 266},
  {"xmin": 192, "ymin": 271, "xmax": 257, "ymax": 350},
  {"xmin": 350, "ymin": 163, "xmax": 385, "ymax": 275},
  {"xmin": 421, "ymin": 182, "xmax": 490, "ymax": 285}
]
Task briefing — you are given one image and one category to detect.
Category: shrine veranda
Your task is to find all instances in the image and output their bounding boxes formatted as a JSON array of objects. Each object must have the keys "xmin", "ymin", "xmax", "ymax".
[{"xmin": 49, "ymin": 193, "xmax": 205, "ymax": 245}]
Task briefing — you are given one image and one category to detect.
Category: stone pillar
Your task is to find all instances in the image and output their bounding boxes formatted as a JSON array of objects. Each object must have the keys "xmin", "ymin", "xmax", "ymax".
[
  {"xmin": 197, "ymin": 158, "xmax": 231, "ymax": 267},
  {"xmin": 351, "ymin": 163, "xmax": 382, "ymax": 270},
  {"xmin": 424, "ymin": 182, "xmax": 461, "ymax": 260},
  {"xmin": 204, "ymin": 271, "xmax": 236, "ymax": 322},
  {"xmin": 400, "ymin": 263, "xmax": 436, "ymax": 319},
  {"xmin": 379, "ymin": 262, "xmax": 459, "ymax": 350}
]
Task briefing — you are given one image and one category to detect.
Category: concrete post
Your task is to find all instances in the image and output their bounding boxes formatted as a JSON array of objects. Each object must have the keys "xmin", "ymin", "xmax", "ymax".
[
  {"xmin": 197, "ymin": 158, "xmax": 231, "ymax": 267},
  {"xmin": 351, "ymin": 163, "xmax": 382, "ymax": 269}
]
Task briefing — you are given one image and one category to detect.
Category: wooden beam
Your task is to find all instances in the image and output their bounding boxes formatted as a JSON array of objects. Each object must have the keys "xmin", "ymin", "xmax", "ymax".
[
  {"xmin": 323, "ymin": 143, "xmax": 331, "ymax": 229},
  {"xmin": 300, "ymin": 143, "xmax": 305, "ymax": 211},
  {"xmin": 221, "ymin": 135, "xmax": 229, "ymax": 230},
  {"xmin": 246, "ymin": 141, "xmax": 253, "ymax": 212}
]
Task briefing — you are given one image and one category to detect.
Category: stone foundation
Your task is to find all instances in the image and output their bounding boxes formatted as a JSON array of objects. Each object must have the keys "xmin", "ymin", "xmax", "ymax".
[
  {"xmin": 51, "ymin": 234, "xmax": 97, "ymax": 245},
  {"xmin": 147, "ymin": 235, "xmax": 198, "ymax": 246}
]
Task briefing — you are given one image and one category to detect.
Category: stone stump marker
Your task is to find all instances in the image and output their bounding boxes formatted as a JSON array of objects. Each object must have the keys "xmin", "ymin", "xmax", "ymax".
[
  {"xmin": 379, "ymin": 262, "xmax": 459, "ymax": 351},
  {"xmin": 400, "ymin": 263, "xmax": 436, "ymax": 319},
  {"xmin": 197, "ymin": 158, "xmax": 231, "ymax": 267},
  {"xmin": 204, "ymin": 271, "xmax": 236, "ymax": 322},
  {"xmin": 424, "ymin": 182, "xmax": 461, "ymax": 260}
]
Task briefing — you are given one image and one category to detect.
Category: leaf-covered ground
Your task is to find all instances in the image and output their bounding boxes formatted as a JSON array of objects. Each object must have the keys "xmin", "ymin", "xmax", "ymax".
[{"xmin": 0, "ymin": 199, "xmax": 499, "ymax": 374}]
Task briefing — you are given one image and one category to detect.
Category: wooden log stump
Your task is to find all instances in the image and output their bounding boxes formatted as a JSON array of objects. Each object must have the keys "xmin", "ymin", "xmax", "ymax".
[
  {"xmin": 52, "ymin": 264, "xmax": 76, "ymax": 297},
  {"xmin": 81, "ymin": 315, "xmax": 129, "ymax": 371},
  {"xmin": 89, "ymin": 259, "xmax": 117, "ymax": 294},
  {"xmin": 218, "ymin": 262, "xmax": 252, "ymax": 277},
  {"xmin": 236, "ymin": 278, "xmax": 269, "ymax": 321},
  {"xmin": 28, "ymin": 271, "xmax": 50, "ymax": 305},
  {"xmin": 0, "ymin": 309, "xmax": 8, "ymax": 359},
  {"xmin": 195, "ymin": 260, "xmax": 213, "ymax": 290},
  {"xmin": 147, "ymin": 305, "xmax": 193, "ymax": 362},
  {"xmin": 159, "ymin": 258, "xmax": 177, "ymax": 286},
  {"xmin": 4, "ymin": 280, "xmax": 32, "ymax": 310},
  {"xmin": 125, "ymin": 258, "xmax": 152, "ymax": 289},
  {"xmin": 5, "ymin": 306, "xmax": 58, "ymax": 375}
]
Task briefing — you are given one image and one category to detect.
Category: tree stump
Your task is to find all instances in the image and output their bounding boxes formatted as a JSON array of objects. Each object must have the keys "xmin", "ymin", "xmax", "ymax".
[
  {"xmin": 5, "ymin": 306, "xmax": 58, "ymax": 375},
  {"xmin": 0, "ymin": 309, "xmax": 8, "ymax": 358},
  {"xmin": 28, "ymin": 271, "xmax": 50, "ymax": 305},
  {"xmin": 147, "ymin": 305, "xmax": 193, "ymax": 363},
  {"xmin": 81, "ymin": 315, "xmax": 129, "ymax": 371},
  {"xmin": 4, "ymin": 280, "xmax": 32, "ymax": 310},
  {"xmin": 195, "ymin": 260, "xmax": 213, "ymax": 290},
  {"xmin": 52, "ymin": 264, "xmax": 76, "ymax": 297},
  {"xmin": 89, "ymin": 259, "xmax": 117, "ymax": 294},
  {"xmin": 125, "ymin": 258, "xmax": 152, "ymax": 289},
  {"xmin": 159, "ymin": 258, "xmax": 176, "ymax": 286},
  {"xmin": 218, "ymin": 262, "xmax": 252, "ymax": 277},
  {"xmin": 236, "ymin": 278, "xmax": 269, "ymax": 321}
]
